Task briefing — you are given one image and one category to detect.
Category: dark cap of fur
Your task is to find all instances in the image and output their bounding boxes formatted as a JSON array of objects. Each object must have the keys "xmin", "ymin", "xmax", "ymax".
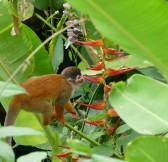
[{"xmin": 61, "ymin": 67, "xmax": 81, "ymax": 79}]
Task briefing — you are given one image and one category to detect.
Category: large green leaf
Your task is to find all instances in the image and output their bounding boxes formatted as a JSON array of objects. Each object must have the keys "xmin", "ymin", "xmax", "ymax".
[
  {"xmin": 0, "ymin": 0, "xmax": 53, "ymax": 83},
  {"xmin": 0, "ymin": 0, "xmax": 34, "ymax": 83},
  {"xmin": 0, "ymin": 81, "xmax": 27, "ymax": 99},
  {"xmin": 23, "ymin": 24, "xmax": 53, "ymax": 76},
  {"xmin": 109, "ymin": 74, "xmax": 168, "ymax": 135},
  {"xmin": 0, "ymin": 126, "xmax": 44, "ymax": 138},
  {"xmin": 67, "ymin": 0, "xmax": 168, "ymax": 80},
  {"xmin": 92, "ymin": 154, "xmax": 124, "ymax": 162},
  {"xmin": 0, "ymin": 141, "xmax": 15, "ymax": 162},
  {"xmin": 69, "ymin": 139, "xmax": 92, "ymax": 156},
  {"xmin": 51, "ymin": 35, "xmax": 64, "ymax": 73},
  {"xmin": 14, "ymin": 110, "xmax": 48, "ymax": 145},
  {"xmin": 126, "ymin": 136, "xmax": 168, "ymax": 162},
  {"xmin": 17, "ymin": 152, "xmax": 47, "ymax": 162},
  {"xmin": 30, "ymin": 0, "xmax": 49, "ymax": 10}
]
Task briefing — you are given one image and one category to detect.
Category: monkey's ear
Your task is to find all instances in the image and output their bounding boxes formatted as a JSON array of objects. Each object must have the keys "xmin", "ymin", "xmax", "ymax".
[{"xmin": 66, "ymin": 78, "xmax": 75, "ymax": 83}]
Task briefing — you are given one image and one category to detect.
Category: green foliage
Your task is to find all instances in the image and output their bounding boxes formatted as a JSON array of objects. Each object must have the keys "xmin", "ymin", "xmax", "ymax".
[
  {"xmin": 14, "ymin": 111, "xmax": 48, "ymax": 145},
  {"xmin": 0, "ymin": 141, "xmax": 15, "ymax": 162},
  {"xmin": 67, "ymin": 0, "xmax": 168, "ymax": 80},
  {"xmin": 0, "ymin": 126, "xmax": 44, "ymax": 138},
  {"xmin": 30, "ymin": 0, "xmax": 49, "ymax": 10},
  {"xmin": 0, "ymin": 0, "xmax": 53, "ymax": 83},
  {"xmin": 110, "ymin": 74, "xmax": 168, "ymax": 135},
  {"xmin": 69, "ymin": 139, "xmax": 93, "ymax": 156},
  {"xmin": 17, "ymin": 152, "xmax": 47, "ymax": 162},
  {"xmin": 0, "ymin": 81, "xmax": 27, "ymax": 99},
  {"xmin": 126, "ymin": 136, "xmax": 168, "ymax": 162},
  {"xmin": 0, "ymin": 127, "xmax": 45, "ymax": 162},
  {"xmin": 92, "ymin": 154, "xmax": 124, "ymax": 162}
]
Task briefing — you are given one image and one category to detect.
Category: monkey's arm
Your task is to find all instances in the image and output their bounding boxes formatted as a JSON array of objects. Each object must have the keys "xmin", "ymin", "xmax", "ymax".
[
  {"xmin": 53, "ymin": 100, "xmax": 77, "ymax": 125},
  {"xmin": 64, "ymin": 101, "xmax": 76, "ymax": 114}
]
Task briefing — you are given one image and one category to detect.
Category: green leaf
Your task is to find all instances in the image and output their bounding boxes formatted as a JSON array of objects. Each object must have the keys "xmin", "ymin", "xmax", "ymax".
[
  {"xmin": 92, "ymin": 154, "xmax": 124, "ymax": 162},
  {"xmin": 18, "ymin": 0, "xmax": 34, "ymax": 21},
  {"xmin": 0, "ymin": 81, "xmax": 27, "ymax": 99},
  {"xmin": 93, "ymin": 141, "xmax": 114, "ymax": 156},
  {"xmin": 82, "ymin": 69, "xmax": 102, "ymax": 76},
  {"xmin": 69, "ymin": 139, "xmax": 92, "ymax": 156},
  {"xmin": 0, "ymin": 0, "xmax": 34, "ymax": 83},
  {"xmin": 67, "ymin": 0, "xmax": 168, "ymax": 80},
  {"xmin": 22, "ymin": 24, "xmax": 53, "ymax": 76},
  {"xmin": 51, "ymin": 35, "xmax": 64, "ymax": 73},
  {"xmin": 126, "ymin": 136, "xmax": 168, "ymax": 162},
  {"xmin": 116, "ymin": 132, "xmax": 140, "ymax": 152},
  {"xmin": 116, "ymin": 124, "xmax": 131, "ymax": 135},
  {"xmin": 138, "ymin": 67, "xmax": 166, "ymax": 83},
  {"xmin": 17, "ymin": 151, "xmax": 47, "ymax": 162},
  {"xmin": 0, "ymin": 141, "xmax": 15, "ymax": 162},
  {"xmin": 87, "ymin": 132, "xmax": 104, "ymax": 141},
  {"xmin": 0, "ymin": 126, "xmax": 44, "ymax": 138},
  {"xmin": 0, "ymin": 0, "xmax": 53, "ymax": 82},
  {"xmin": 14, "ymin": 110, "xmax": 48, "ymax": 145},
  {"xmin": 30, "ymin": 0, "xmax": 49, "ymax": 10},
  {"xmin": 110, "ymin": 74, "xmax": 168, "ymax": 135},
  {"xmin": 105, "ymin": 55, "xmax": 152, "ymax": 69}
]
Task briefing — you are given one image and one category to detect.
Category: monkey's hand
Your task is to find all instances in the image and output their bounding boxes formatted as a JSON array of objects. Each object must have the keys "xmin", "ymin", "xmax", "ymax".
[{"xmin": 49, "ymin": 113, "xmax": 65, "ymax": 125}]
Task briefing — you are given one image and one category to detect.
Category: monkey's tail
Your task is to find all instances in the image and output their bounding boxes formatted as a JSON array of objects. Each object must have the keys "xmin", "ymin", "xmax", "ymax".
[{"xmin": 4, "ymin": 101, "xmax": 21, "ymax": 144}]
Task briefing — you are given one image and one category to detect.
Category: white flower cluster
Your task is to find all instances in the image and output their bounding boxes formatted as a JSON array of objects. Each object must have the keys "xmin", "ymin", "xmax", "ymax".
[{"xmin": 63, "ymin": 3, "xmax": 83, "ymax": 49}]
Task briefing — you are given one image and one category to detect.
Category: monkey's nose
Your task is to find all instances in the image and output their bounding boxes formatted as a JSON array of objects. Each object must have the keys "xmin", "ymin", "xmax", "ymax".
[{"xmin": 79, "ymin": 78, "xmax": 84, "ymax": 83}]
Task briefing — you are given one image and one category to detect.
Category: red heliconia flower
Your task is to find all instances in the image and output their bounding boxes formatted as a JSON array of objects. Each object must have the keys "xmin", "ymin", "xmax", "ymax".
[
  {"xmin": 107, "ymin": 118, "xmax": 121, "ymax": 134},
  {"xmin": 104, "ymin": 47, "xmax": 125, "ymax": 55},
  {"xmin": 82, "ymin": 118, "xmax": 106, "ymax": 127},
  {"xmin": 107, "ymin": 108, "xmax": 118, "ymax": 118},
  {"xmin": 74, "ymin": 39, "xmax": 104, "ymax": 47},
  {"xmin": 104, "ymin": 67, "xmax": 137, "ymax": 76},
  {"xmin": 72, "ymin": 155, "xmax": 91, "ymax": 162},
  {"xmin": 74, "ymin": 101, "xmax": 106, "ymax": 110},
  {"xmin": 104, "ymin": 84, "xmax": 112, "ymax": 94},
  {"xmin": 53, "ymin": 151, "xmax": 71, "ymax": 158},
  {"xmin": 83, "ymin": 75, "xmax": 104, "ymax": 84},
  {"xmin": 104, "ymin": 84, "xmax": 113, "ymax": 98},
  {"xmin": 87, "ymin": 62, "xmax": 104, "ymax": 71}
]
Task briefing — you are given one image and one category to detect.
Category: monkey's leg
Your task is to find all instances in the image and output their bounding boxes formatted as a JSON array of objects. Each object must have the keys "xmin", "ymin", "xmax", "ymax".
[
  {"xmin": 27, "ymin": 101, "xmax": 54, "ymax": 126},
  {"xmin": 42, "ymin": 111, "xmax": 56, "ymax": 126},
  {"xmin": 54, "ymin": 103, "xmax": 65, "ymax": 125}
]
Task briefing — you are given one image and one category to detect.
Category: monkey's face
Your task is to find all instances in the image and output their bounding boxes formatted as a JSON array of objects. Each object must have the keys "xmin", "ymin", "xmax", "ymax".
[
  {"xmin": 62, "ymin": 66, "xmax": 83, "ymax": 88},
  {"xmin": 67, "ymin": 74, "xmax": 83, "ymax": 88}
]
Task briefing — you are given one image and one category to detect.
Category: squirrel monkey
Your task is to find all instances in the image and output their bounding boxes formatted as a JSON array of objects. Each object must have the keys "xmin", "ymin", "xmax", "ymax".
[{"xmin": 4, "ymin": 67, "xmax": 83, "ymax": 144}]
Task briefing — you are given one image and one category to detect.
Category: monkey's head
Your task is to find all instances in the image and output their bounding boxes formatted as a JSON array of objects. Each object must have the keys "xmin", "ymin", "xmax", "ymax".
[{"xmin": 61, "ymin": 67, "xmax": 83, "ymax": 88}]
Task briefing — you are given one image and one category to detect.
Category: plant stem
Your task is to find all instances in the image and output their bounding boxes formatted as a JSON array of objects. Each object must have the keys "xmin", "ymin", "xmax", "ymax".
[
  {"xmin": 35, "ymin": 114, "xmax": 60, "ymax": 154},
  {"xmin": 65, "ymin": 122, "xmax": 100, "ymax": 146},
  {"xmin": 34, "ymin": 13, "xmax": 56, "ymax": 32},
  {"xmin": 49, "ymin": 0, "xmax": 55, "ymax": 34},
  {"xmin": 80, "ymin": 84, "xmax": 103, "ymax": 133},
  {"xmin": 0, "ymin": 61, "xmax": 18, "ymax": 84}
]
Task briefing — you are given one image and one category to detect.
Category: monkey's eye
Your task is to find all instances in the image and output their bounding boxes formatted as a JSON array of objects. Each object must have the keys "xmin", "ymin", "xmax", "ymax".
[
  {"xmin": 76, "ymin": 74, "xmax": 83, "ymax": 83},
  {"xmin": 76, "ymin": 75, "xmax": 81, "ymax": 79}
]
